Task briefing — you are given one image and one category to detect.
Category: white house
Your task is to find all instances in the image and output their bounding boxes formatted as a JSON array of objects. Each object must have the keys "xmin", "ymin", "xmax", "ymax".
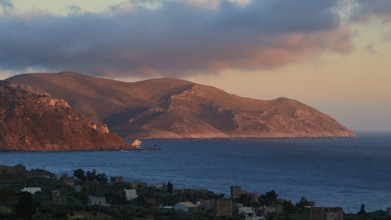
[
  {"xmin": 239, "ymin": 207, "xmax": 263, "ymax": 220},
  {"xmin": 21, "ymin": 187, "xmax": 41, "ymax": 194},
  {"xmin": 124, "ymin": 189, "xmax": 138, "ymax": 201},
  {"xmin": 88, "ymin": 196, "xmax": 109, "ymax": 207},
  {"xmin": 175, "ymin": 201, "xmax": 198, "ymax": 213}
]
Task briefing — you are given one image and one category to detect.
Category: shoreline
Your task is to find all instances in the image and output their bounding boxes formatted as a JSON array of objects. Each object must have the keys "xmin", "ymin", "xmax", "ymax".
[{"xmin": 1, "ymin": 163, "xmax": 390, "ymax": 215}]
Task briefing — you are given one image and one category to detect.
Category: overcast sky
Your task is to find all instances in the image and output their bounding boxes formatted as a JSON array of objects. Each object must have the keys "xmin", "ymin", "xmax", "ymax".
[{"xmin": 1, "ymin": 0, "xmax": 390, "ymax": 131}]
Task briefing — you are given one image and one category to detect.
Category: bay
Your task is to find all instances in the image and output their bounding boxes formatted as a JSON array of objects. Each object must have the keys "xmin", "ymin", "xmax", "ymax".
[{"xmin": 1, "ymin": 132, "xmax": 391, "ymax": 212}]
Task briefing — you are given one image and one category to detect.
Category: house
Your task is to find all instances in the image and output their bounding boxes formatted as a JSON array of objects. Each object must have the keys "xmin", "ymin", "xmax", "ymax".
[
  {"xmin": 231, "ymin": 185, "xmax": 242, "ymax": 199},
  {"xmin": 174, "ymin": 201, "xmax": 198, "ymax": 213},
  {"xmin": 60, "ymin": 174, "xmax": 75, "ymax": 187},
  {"xmin": 154, "ymin": 184, "xmax": 166, "ymax": 191},
  {"xmin": 304, "ymin": 206, "xmax": 323, "ymax": 220},
  {"xmin": 324, "ymin": 207, "xmax": 344, "ymax": 220},
  {"xmin": 238, "ymin": 206, "xmax": 254, "ymax": 216},
  {"xmin": 256, "ymin": 203, "xmax": 283, "ymax": 216},
  {"xmin": 262, "ymin": 206, "xmax": 277, "ymax": 216},
  {"xmin": 88, "ymin": 196, "xmax": 109, "ymax": 207},
  {"xmin": 52, "ymin": 191, "xmax": 67, "ymax": 205},
  {"xmin": 129, "ymin": 181, "xmax": 147, "ymax": 188},
  {"xmin": 196, "ymin": 199, "xmax": 233, "ymax": 217},
  {"xmin": 197, "ymin": 199, "xmax": 233, "ymax": 217},
  {"xmin": 230, "ymin": 185, "xmax": 259, "ymax": 205},
  {"xmin": 240, "ymin": 191, "xmax": 259, "ymax": 204},
  {"xmin": 197, "ymin": 199, "xmax": 215, "ymax": 211},
  {"xmin": 304, "ymin": 206, "xmax": 344, "ymax": 220},
  {"xmin": 124, "ymin": 189, "xmax": 138, "ymax": 201},
  {"xmin": 214, "ymin": 199, "xmax": 233, "ymax": 217},
  {"xmin": 238, "ymin": 206, "xmax": 262, "ymax": 220},
  {"xmin": 21, "ymin": 187, "xmax": 41, "ymax": 194},
  {"xmin": 111, "ymin": 176, "xmax": 124, "ymax": 183}
]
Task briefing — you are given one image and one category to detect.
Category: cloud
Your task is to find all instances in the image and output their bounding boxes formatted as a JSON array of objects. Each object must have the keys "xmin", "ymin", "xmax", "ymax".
[
  {"xmin": 0, "ymin": 0, "xmax": 13, "ymax": 11},
  {"xmin": 67, "ymin": 5, "xmax": 82, "ymax": 14},
  {"xmin": 0, "ymin": 0, "xmax": 354, "ymax": 77},
  {"xmin": 352, "ymin": 0, "xmax": 391, "ymax": 22},
  {"xmin": 384, "ymin": 29, "xmax": 391, "ymax": 41}
]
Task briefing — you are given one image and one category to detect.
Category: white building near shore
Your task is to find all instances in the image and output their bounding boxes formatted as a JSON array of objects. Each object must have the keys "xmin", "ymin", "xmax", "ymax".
[
  {"xmin": 21, "ymin": 187, "xmax": 41, "ymax": 194},
  {"xmin": 124, "ymin": 189, "xmax": 138, "ymax": 201}
]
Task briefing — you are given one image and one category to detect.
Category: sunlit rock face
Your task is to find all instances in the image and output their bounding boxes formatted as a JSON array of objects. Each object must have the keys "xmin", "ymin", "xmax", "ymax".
[{"xmin": 0, "ymin": 81, "xmax": 128, "ymax": 151}]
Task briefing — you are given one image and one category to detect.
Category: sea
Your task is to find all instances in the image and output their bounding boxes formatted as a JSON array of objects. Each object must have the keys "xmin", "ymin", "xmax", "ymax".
[{"xmin": 1, "ymin": 132, "xmax": 391, "ymax": 212}]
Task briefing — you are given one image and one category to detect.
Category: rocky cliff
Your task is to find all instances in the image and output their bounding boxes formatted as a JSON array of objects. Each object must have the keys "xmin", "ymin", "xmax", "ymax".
[
  {"xmin": 6, "ymin": 72, "xmax": 355, "ymax": 139},
  {"xmin": 0, "ymin": 81, "xmax": 128, "ymax": 151}
]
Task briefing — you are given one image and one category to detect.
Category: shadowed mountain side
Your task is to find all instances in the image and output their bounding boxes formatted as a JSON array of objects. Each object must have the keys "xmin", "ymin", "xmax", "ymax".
[
  {"xmin": 0, "ymin": 81, "xmax": 128, "ymax": 151},
  {"xmin": 7, "ymin": 72, "xmax": 355, "ymax": 138}
]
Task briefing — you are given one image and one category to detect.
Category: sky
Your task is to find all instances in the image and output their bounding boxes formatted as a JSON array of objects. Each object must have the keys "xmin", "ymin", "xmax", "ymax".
[{"xmin": 0, "ymin": 0, "xmax": 390, "ymax": 132}]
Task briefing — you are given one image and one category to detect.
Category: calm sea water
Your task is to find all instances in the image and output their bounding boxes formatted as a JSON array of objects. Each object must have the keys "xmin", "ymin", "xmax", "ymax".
[{"xmin": 1, "ymin": 132, "xmax": 391, "ymax": 212}]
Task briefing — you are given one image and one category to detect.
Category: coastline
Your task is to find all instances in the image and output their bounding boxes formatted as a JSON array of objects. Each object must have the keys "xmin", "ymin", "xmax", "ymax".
[{"xmin": 1, "ymin": 134, "xmax": 390, "ymax": 212}]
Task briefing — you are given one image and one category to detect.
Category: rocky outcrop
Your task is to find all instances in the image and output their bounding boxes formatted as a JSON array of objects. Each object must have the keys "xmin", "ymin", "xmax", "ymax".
[
  {"xmin": 0, "ymin": 81, "xmax": 128, "ymax": 151},
  {"xmin": 6, "ymin": 72, "xmax": 355, "ymax": 139},
  {"xmin": 130, "ymin": 139, "xmax": 142, "ymax": 148},
  {"xmin": 98, "ymin": 124, "xmax": 110, "ymax": 134}
]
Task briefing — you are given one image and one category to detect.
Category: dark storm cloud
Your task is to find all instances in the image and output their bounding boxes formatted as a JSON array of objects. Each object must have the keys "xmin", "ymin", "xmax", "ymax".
[{"xmin": 0, "ymin": 0, "xmax": 352, "ymax": 77}]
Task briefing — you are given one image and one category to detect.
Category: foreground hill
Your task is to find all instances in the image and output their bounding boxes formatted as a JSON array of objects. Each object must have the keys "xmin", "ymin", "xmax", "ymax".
[
  {"xmin": 0, "ymin": 81, "xmax": 128, "ymax": 151},
  {"xmin": 7, "ymin": 72, "xmax": 355, "ymax": 138}
]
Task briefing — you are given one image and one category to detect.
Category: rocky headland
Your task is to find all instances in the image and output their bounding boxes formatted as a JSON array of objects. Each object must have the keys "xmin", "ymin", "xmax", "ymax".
[{"xmin": 0, "ymin": 81, "xmax": 128, "ymax": 151}]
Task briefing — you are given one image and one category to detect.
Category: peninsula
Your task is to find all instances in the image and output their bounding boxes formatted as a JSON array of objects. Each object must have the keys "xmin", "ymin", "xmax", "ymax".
[{"xmin": 7, "ymin": 72, "xmax": 355, "ymax": 139}]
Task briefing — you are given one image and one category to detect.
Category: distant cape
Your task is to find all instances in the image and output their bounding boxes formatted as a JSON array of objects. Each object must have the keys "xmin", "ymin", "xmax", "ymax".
[{"xmin": 6, "ymin": 71, "xmax": 355, "ymax": 139}]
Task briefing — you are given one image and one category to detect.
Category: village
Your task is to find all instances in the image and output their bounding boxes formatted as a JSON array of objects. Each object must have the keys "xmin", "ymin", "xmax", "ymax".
[{"xmin": 1, "ymin": 164, "xmax": 391, "ymax": 220}]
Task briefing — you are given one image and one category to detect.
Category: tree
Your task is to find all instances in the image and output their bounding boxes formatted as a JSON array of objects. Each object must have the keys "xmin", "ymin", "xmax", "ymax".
[
  {"xmin": 106, "ymin": 189, "xmax": 126, "ymax": 205},
  {"xmin": 282, "ymin": 200, "xmax": 296, "ymax": 214},
  {"xmin": 234, "ymin": 191, "xmax": 259, "ymax": 207},
  {"xmin": 260, "ymin": 190, "xmax": 278, "ymax": 206},
  {"xmin": 295, "ymin": 197, "xmax": 312, "ymax": 213},
  {"xmin": 96, "ymin": 173, "xmax": 108, "ymax": 184},
  {"xmin": 15, "ymin": 192, "xmax": 36, "ymax": 219},
  {"xmin": 167, "ymin": 181, "xmax": 173, "ymax": 194},
  {"xmin": 358, "ymin": 203, "xmax": 366, "ymax": 215},
  {"xmin": 86, "ymin": 169, "xmax": 97, "ymax": 181},
  {"xmin": 73, "ymin": 168, "xmax": 86, "ymax": 181},
  {"xmin": 0, "ymin": 188, "xmax": 14, "ymax": 205},
  {"xmin": 138, "ymin": 194, "xmax": 145, "ymax": 206}
]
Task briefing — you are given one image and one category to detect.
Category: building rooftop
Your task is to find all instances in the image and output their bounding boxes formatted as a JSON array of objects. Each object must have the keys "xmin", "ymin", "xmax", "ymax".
[{"xmin": 177, "ymin": 201, "xmax": 197, "ymax": 208}]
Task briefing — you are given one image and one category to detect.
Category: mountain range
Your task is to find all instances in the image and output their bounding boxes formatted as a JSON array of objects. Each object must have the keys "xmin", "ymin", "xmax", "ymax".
[{"xmin": 6, "ymin": 72, "xmax": 355, "ymax": 139}]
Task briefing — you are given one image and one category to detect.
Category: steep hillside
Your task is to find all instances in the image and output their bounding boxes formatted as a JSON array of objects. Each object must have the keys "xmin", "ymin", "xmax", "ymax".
[
  {"xmin": 0, "ymin": 81, "xmax": 128, "ymax": 151},
  {"xmin": 7, "ymin": 72, "xmax": 355, "ymax": 138}
]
